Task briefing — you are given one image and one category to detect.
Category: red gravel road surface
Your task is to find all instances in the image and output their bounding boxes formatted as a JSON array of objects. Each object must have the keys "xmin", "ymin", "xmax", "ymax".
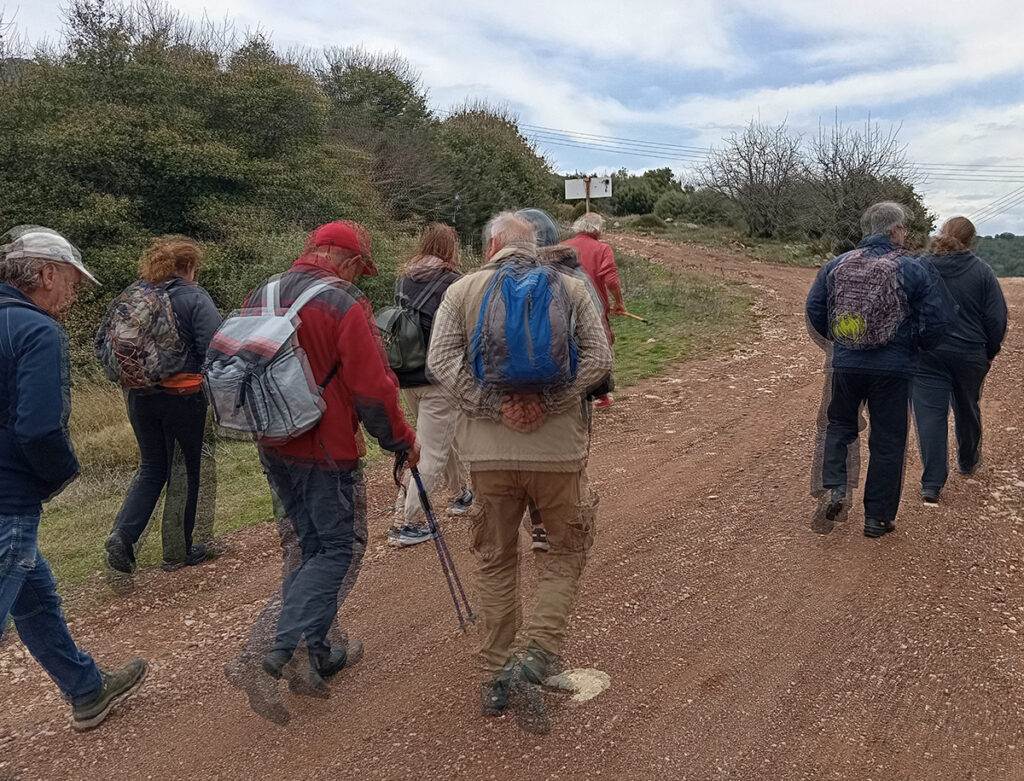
[{"xmin": 3, "ymin": 236, "xmax": 1024, "ymax": 780}]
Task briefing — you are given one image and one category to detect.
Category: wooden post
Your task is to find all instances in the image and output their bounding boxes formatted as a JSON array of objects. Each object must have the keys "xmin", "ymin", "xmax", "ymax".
[{"xmin": 585, "ymin": 177, "xmax": 591, "ymax": 214}]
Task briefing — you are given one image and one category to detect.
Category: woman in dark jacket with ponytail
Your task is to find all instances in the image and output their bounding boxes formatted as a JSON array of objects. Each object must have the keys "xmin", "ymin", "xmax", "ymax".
[{"xmin": 913, "ymin": 217, "xmax": 1007, "ymax": 503}]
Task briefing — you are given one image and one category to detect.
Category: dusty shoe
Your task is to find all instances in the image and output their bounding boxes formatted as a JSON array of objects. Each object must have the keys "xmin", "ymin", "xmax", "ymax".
[
  {"xmin": 71, "ymin": 659, "xmax": 148, "ymax": 731},
  {"xmin": 224, "ymin": 657, "xmax": 290, "ymax": 726},
  {"xmin": 508, "ymin": 664, "xmax": 551, "ymax": 735},
  {"xmin": 864, "ymin": 518, "xmax": 896, "ymax": 538},
  {"xmin": 449, "ymin": 489, "xmax": 475, "ymax": 516},
  {"xmin": 105, "ymin": 534, "xmax": 136, "ymax": 574},
  {"xmin": 262, "ymin": 649, "xmax": 292, "ymax": 680},
  {"xmin": 811, "ymin": 488, "xmax": 846, "ymax": 535},
  {"xmin": 318, "ymin": 638, "xmax": 364, "ymax": 679},
  {"xmin": 921, "ymin": 487, "xmax": 940, "ymax": 504},
  {"xmin": 481, "ymin": 659, "xmax": 517, "ymax": 717},
  {"xmin": 531, "ymin": 526, "xmax": 550, "ymax": 552},
  {"xmin": 388, "ymin": 524, "xmax": 433, "ymax": 548}
]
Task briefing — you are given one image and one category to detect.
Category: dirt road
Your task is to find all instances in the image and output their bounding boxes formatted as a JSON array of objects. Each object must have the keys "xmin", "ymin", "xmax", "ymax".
[{"xmin": 4, "ymin": 237, "xmax": 1024, "ymax": 780}]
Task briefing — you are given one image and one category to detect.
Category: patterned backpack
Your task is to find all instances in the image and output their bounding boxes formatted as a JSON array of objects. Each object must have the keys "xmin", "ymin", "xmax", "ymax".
[
  {"xmin": 95, "ymin": 281, "xmax": 189, "ymax": 388},
  {"xmin": 827, "ymin": 249, "xmax": 909, "ymax": 350}
]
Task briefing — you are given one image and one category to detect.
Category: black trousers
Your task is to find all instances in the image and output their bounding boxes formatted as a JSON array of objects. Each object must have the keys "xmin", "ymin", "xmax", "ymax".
[
  {"xmin": 912, "ymin": 350, "xmax": 989, "ymax": 490},
  {"xmin": 113, "ymin": 390, "xmax": 208, "ymax": 553},
  {"xmin": 822, "ymin": 371, "xmax": 910, "ymax": 522}
]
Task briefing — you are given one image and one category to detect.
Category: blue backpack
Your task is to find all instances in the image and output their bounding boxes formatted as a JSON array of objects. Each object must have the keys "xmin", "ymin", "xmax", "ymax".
[{"xmin": 470, "ymin": 261, "xmax": 578, "ymax": 391}]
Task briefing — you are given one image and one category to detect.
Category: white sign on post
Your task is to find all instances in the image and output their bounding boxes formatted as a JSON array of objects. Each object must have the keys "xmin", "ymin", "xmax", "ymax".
[{"xmin": 564, "ymin": 177, "xmax": 612, "ymax": 200}]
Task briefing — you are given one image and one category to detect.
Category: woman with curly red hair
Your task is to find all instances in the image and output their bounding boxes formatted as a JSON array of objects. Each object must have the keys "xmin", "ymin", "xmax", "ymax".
[{"xmin": 101, "ymin": 236, "xmax": 222, "ymax": 573}]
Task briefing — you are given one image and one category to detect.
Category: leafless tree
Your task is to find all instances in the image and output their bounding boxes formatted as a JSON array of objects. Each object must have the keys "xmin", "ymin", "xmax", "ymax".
[{"xmin": 700, "ymin": 120, "xmax": 803, "ymax": 238}]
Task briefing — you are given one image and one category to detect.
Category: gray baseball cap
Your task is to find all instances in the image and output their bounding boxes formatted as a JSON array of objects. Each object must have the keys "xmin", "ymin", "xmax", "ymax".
[{"xmin": 1, "ymin": 226, "xmax": 99, "ymax": 286}]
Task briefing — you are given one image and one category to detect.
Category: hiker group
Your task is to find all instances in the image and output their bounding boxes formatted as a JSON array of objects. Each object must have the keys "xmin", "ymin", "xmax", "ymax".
[
  {"xmin": 0, "ymin": 210, "xmax": 623, "ymax": 734},
  {"xmin": 0, "ymin": 197, "xmax": 1009, "ymax": 735},
  {"xmin": 807, "ymin": 202, "xmax": 1007, "ymax": 536}
]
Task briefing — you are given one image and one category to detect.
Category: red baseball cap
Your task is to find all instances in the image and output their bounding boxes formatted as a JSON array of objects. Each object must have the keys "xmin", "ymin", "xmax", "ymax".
[{"xmin": 309, "ymin": 221, "xmax": 377, "ymax": 276}]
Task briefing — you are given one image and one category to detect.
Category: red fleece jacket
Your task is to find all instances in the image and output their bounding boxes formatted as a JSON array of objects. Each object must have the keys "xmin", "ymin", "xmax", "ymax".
[{"xmin": 250, "ymin": 256, "xmax": 415, "ymax": 469}]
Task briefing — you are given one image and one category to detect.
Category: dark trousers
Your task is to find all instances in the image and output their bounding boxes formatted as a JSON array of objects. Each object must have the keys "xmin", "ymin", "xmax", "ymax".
[
  {"xmin": 113, "ymin": 390, "xmax": 208, "ymax": 553},
  {"xmin": 822, "ymin": 371, "xmax": 909, "ymax": 522},
  {"xmin": 259, "ymin": 451, "xmax": 366, "ymax": 667},
  {"xmin": 912, "ymin": 351, "xmax": 989, "ymax": 490}
]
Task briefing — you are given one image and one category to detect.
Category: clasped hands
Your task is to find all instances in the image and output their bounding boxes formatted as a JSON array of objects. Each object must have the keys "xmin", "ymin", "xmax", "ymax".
[{"xmin": 500, "ymin": 392, "xmax": 547, "ymax": 433}]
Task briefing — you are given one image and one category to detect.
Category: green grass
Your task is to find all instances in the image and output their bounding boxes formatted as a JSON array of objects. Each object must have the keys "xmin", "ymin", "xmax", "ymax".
[
  {"xmin": 611, "ymin": 250, "xmax": 753, "ymax": 388},
  {"xmin": 38, "ymin": 245, "xmax": 752, "ymax": 592}
]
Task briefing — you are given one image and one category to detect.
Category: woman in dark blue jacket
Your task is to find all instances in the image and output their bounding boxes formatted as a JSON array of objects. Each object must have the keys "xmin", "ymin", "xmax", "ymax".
[
  {"xmin": 913, "ymin": 217, "xmax": 1008, "ymax": 503},
  {"xmin": 101, "ymin": 236, "xmax": 222, "ymax": 572}
]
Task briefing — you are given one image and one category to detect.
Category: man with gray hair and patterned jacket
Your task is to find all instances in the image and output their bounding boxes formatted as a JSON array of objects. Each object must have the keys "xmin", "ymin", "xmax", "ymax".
[{"xmin": 428, "ymin": 211, "xmax": 612, "ymax": 734}]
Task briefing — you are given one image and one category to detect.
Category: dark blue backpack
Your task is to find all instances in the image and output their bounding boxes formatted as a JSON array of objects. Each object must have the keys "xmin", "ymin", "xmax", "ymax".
[{"xmin": 470, "ymin": 261, "xmax": 578, "ymax": 391}]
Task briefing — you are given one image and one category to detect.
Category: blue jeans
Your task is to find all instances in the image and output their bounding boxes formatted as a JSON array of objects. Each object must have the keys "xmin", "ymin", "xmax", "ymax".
[
  {"xmin": 0, "ymin": 514, "xmax": 102, "ymax": 703},
  {"xmin": 259, "ymin": 452, "xmax": 367, "ymax": 667}
]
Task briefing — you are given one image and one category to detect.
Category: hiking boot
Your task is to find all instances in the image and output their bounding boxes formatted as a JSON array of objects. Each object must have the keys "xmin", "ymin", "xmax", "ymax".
[
  {"xmin": 958, "ymin": 456, "xmax": 981, "ymax": 477},
  {"xmin": 921, "ymin": 487, "xmax": 940, "ymax": 505},
  {"xmin": 481, "ymin": 659, "xmax": 517, "ymax": 717},
  {"xmin": 262, "ymin": 649, "xmax": 292, "ymax": 680},
  {"xmin": 864, "ymin": 518, "xmax": 896, "ymax": 538},
  {"xmin": 593, "ymin": 394, "xmax": 614, "ymax": 408},
  {"xmin": 224, "ymin": 657, "xmax": 290, "ymax": 726},
  {"xmin": 318, "ymin": 638, "xmax": 364, "ymax": 679},
  {"xmin": 449, "ymin": 489, "xmax": 475, "ymax": 516},
  {"xmin": 105, "ymin": 534, "xmax": 135, "ymax": 574},
  {"xmin": 531, "ymin": 526, "xmax": 550, "ymax": 552},
  {"xmin": 388, "ymin": 524, "xmax": 434, "ymax": 548},
  {"xmin": 71, "ymin": 659, "xmax": 148, "ymax": 731},
  {"xmin": 811, "ymin": 488, "xmax": 846, "ymax": 535},
  {"xmin": 161, "ymin": 543, "xmax": 209, "ymax": 572},
  {"xmin": 523, "ymin": 640, "xmax": 561, "ymax": 682},
  {"xmin": 508, "ymin": 664, "xmax": 551, "ymax": 735}
]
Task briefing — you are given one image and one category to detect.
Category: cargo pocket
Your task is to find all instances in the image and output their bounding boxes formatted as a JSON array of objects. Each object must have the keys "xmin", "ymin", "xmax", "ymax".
[{"xmin": 566, "ymin": 490, "xmax": 598, "ymax": 552}]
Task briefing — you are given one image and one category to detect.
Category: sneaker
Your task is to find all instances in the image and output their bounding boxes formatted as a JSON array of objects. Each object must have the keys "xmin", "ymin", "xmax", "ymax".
[
  {"xmin": 161, "ymin": 543, "xmax": 209, "ymax": 572},
  {"xmin": 593, "ymin": 394, "xmax": 614, "ymax": 408},
  {"xmin": 71, "ymin": 659, "xmax": 148, "ymax": 731},
  {"xmin": 105, "ymin": 534, "xmax": 135, "ymax": 574},
  {"xmin": 387, "ymin": 524, "xmax": 434, "ymax": 548},
  {"xmin": 531, "ymin": 526, "xmax": 550, "ymax": 552},
  {"xmin": 921, "ymin": 487, "xmax": 940, "ymax": 504},
  {"xmin": 864, "ymin": 518, "xmax": 896, "ymax": 538},
  {"xmin": 811, "ymin": 488, "xmax": 846, "ymax": 535},
  {"xmin": 449, "ymin": 489, "xmax": 475, "ymax": 516}
]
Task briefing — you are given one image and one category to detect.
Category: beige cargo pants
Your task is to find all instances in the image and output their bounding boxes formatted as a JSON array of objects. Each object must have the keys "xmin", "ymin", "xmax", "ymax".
[{"xmin": 469, "ymin": 469, "xmax": 597, "ymax": 678}]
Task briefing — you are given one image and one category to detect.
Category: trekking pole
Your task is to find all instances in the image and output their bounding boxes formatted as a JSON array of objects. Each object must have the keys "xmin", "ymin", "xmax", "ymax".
[{"xmin": 394, "ymin": 453, "xmax": 477, "ymax": 630}]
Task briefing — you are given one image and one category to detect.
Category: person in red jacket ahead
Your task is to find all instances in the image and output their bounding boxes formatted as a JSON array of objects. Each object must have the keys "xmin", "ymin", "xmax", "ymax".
[
  {"xmin": 563, "ymin": 212, "xmax": 624, "ymax": 407},
  {"xmin": 250, "ymin": 221, "xmax": 419, "ymax": 694}
]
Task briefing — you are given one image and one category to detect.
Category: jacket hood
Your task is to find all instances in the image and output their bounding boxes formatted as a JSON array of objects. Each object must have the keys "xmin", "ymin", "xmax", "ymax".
[
  {"xmin": 925, "ymin": 250, "xmax": 978, "ymax": 279},
  {"xmin": 539, "ymin": 244, "xmax": 580, "ymax": 269}
]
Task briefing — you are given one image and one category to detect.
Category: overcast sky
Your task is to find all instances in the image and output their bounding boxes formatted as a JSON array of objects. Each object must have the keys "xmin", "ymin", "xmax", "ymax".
[{"xmin": 10, "ymin": 0, "xmax": 1024, "ymax": 234}]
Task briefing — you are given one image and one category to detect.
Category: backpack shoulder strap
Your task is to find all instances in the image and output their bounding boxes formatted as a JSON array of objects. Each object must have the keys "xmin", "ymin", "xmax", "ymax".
[
  {"xmin": 283, "ymin": 279, "xmax": 335, "ymax": 322},
  {"xmin": 407, "ymin": 273, "xmax": 451, "ymax": 312}
]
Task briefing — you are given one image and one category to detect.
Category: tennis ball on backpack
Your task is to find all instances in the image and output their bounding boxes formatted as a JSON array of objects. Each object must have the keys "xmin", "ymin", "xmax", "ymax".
[{"xmin": 831, "ymin": 312, "xmax": 867, "ymax": 344}]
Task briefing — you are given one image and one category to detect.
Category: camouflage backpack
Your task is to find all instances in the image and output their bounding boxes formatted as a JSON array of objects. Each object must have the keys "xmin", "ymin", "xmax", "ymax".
[
  {"xmin": 827, "ymin": 248, "xmax": 909, "ymax": 350},
  {"xmin": 95, "ymin": 280, "xmax": 189, "ymax": 388}
]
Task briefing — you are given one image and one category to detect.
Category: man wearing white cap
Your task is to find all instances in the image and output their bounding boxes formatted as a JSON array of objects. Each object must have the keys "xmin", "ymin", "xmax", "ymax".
[{"xmin": 0, "ymin": 225, "xmax": 147, "ymax": 731}]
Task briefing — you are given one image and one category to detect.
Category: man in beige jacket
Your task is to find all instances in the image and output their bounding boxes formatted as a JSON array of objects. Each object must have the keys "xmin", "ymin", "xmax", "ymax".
[{"xmin": 427, "ymin": 212, "xmax": 612, "ymax": 733}]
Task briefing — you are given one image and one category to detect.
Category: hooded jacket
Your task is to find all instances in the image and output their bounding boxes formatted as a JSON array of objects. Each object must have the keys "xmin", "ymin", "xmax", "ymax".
[
  {"xmin": 920, "ymin": 250, "xmax": 1007, "ymax": 362},
  {"xmin": 0, "ymin": 284, "xmax": 80, "ymax": 513},
  {"xmin": 245, "ymin": 255, "xmax": 415, "ymax": 470},
  {"xmin": 806, "ymin": 235, "xmax": 955, "ymax": 375},
  {"xmin": 393, "ymin": 264, "xmax": 461, "ymax": 388}
]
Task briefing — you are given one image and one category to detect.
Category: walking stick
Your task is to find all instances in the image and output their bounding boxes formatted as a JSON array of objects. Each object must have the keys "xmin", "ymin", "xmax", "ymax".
[
  {"xmin": 615, "ymin": 311, "xmax": 649, "ymax": 324},
  {"xmin": 394, "ymin": 452, "xmax": 477, "ymax": 630}
]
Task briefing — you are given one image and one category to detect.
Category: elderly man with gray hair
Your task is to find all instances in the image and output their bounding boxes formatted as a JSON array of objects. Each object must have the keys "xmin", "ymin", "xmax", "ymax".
[
  {"xmin": 428, "ymin": 211, "xmax": 612, "ymax": 733},
  {"xmin": 564, "ymin": 212, "xmax": 623, "ymax": 407},
  {"xmin": 0, "ymin": 225, "xmax": 147, "ymax": 731},
  {"xmin": 806, "ymin": 202, "xmax": 953, "ymax": 538}
]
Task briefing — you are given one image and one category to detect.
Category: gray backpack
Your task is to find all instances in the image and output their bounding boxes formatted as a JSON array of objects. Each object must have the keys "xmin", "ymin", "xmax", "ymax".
[
  {"xmin": 203, "ymin": 276, "xmax": 337, "ymax": 443},
  {"xmin": 827, "ymin": 249, "xmax": 909, "ymax": 349}
]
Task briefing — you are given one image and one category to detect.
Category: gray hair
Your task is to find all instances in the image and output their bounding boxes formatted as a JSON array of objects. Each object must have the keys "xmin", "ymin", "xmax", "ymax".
[
  {"xmin": 483, "ymin": 211, "xmax": 537, "ymax": 251},
  {"xmin": 572, "ymin": 212, "xmax": 604, "ymax": 236},
  {"xmin": 860, "ymin": 201, "xmax": 910, "ymax": 237},
  {"xmin": 0, "ymin": 255, "xmax": 47, "ymax": 291}
]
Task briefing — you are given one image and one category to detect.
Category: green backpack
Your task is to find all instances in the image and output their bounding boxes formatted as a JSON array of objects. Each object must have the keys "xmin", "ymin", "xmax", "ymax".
[{"xmin": 375, "ymin": 275, "xmax": 448, "ymax": 373}]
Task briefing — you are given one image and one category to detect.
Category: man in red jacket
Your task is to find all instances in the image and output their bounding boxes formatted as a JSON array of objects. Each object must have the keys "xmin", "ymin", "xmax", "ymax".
[
  {"xmin": 563, "ymin": 212, "xmax": 624, "ymax": 407},
  {"xmin": 250, "ymin": 221, "xmax": 419, "ymax": 694}
]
